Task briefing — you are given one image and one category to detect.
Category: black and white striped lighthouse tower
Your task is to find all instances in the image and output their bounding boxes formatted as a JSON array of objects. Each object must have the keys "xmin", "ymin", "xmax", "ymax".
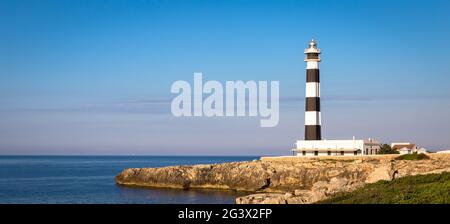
[{"xmin": 304, "ymin": 39, "xmax": 322, "ymax": 140}]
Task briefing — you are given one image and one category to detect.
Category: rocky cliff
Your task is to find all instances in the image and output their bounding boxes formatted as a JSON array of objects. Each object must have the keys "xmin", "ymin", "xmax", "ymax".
[{"xmin": 115, "ymin": 154, "xmax": 450, "ymax": 204}]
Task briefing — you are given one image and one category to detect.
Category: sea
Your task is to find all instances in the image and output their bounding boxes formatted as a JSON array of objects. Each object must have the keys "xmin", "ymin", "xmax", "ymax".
[{"xmin": 0, "ymin": 156, "xmax": 258, "ymax": 204}]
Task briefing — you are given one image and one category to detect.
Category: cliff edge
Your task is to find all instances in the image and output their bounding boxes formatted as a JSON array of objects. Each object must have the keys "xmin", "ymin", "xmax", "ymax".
[{"xmin": 115, "ymin": 154, "xmax": 450, "ymax": 204}]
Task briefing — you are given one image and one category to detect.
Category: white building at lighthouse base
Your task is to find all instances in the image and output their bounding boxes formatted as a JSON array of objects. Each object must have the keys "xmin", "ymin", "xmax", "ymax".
[{"xmin": 292, "ymin": 138, "xmax": 381, "ymax": 157}]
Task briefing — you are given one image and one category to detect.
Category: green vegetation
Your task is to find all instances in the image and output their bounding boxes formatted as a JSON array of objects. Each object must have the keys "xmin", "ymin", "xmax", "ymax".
[
  {"xmin": 317, "ymin": 172, "xmax": 450, "ymax": 204},
  {"xmin": 378, "ymin": 144, "xmax": 399, "ymax": 154},
  {"xmin": 395, "ymin": 153, "xmax": 430, "ymax": 160}
]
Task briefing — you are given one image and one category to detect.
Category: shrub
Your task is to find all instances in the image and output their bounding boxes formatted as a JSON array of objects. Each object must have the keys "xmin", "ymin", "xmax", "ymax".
[
  {"xmin": 395, "ymin": 153, "xmax": 430, "ymax": 160},
  {"xmin": 378, "ymin": 144, "xmax": 399, "ymax": 154}
]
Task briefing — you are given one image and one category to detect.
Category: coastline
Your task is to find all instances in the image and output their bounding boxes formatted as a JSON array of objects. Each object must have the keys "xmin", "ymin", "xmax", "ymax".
[{"xmin": 116, "ymin": 153, "xmax": 450, "ymax": 204}]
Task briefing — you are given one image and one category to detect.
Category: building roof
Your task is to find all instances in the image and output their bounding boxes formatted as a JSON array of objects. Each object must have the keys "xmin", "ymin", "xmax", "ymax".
[
  {"xmin": 292, "ymin": 148, "xmax": 361, "ymax": 152},
  {"xmin": 392, "ymin": 143, "xmax": 416, "ymax": 150},
  {"xmin": 295, "ymin": 139, "xmax": 380, "ymax": 150}
]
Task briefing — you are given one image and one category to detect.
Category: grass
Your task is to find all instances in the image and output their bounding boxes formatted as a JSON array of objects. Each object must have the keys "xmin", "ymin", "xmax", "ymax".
[
  {"xmin": 317, "ymin": 172, "xmax": 450, "ymax": 204},
  {"xmin": 395, "ymin": 153, "xmax": 430, "ymax": 161}
]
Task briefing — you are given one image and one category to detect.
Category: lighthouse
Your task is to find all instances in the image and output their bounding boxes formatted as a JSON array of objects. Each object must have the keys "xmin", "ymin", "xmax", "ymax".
[
  {"xmin": 304, "ymin": 39, "xmax": 321, "ymax": 140},
  {"xmin": 292, "ymin": 39, "xmax": 381, "ymax": 157}
]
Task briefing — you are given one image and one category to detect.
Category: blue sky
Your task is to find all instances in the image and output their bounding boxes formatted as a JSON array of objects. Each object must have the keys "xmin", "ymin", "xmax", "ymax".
[{"xmin": 0, "ymin": 0, "xmax": 449, "ymax": 155}]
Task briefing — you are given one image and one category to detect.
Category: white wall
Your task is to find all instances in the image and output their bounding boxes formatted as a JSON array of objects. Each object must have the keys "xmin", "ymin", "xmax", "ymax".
[{"xmin": 294, "ymin": 139, "xmax": 380, "ymax": 156}]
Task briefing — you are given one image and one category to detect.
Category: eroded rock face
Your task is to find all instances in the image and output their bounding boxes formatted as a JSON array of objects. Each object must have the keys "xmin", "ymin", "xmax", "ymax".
[
  {"xmin": 115, "ymin": 154, "xmax": 450, "ymax": 204},
  {"xmin": 116, "ymin": 162, "xmax": 273, "ymax": 191}
]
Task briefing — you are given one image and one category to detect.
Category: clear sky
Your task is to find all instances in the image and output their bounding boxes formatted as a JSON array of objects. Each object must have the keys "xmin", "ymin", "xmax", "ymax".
[{"xmin": 1, "ymin": 0, "xmax": 450, "ymax": 155}]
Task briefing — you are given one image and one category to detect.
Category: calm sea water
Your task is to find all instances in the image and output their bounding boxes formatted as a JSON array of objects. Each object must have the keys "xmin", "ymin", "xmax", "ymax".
[{"xmin": 0, "ymin": 156, "xmax": 257, "ymax": 204}]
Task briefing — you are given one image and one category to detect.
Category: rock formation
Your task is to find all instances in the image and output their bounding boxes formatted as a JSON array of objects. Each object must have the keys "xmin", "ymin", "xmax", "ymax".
[{"xmin": 115, "ymin": 154, "xmax": 450, "ymax": 204}]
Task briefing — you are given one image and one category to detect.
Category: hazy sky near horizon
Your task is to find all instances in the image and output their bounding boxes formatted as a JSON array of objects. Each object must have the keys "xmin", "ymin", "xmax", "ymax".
[{"xmin": 1, "ymin": 0, "xmax": 450, "ymax": 155}]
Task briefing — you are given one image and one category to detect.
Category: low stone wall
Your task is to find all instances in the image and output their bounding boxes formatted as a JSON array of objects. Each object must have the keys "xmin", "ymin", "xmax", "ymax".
[{"xmin": 260, "ymin": 154, "xmax": 398, "ymax": 162}]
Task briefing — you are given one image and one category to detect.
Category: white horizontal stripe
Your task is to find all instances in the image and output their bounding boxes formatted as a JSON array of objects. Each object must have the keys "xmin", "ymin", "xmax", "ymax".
[
  {"xmin": 305, "ymin": 111, "xmax": 321, "ymax": 125},
  {"xmin": 305, "ymin": 82, "xmax": 320, "ymax": 98},
  {"xmin": 306, "ymin": 61, "xmax": 319, "ymax": 69}
]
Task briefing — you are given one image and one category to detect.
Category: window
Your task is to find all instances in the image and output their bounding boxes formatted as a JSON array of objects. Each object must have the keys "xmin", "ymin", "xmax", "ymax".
[
  {"xmin": 327, "ymin": 151, "xmax": 331, "ymax": 156},
  {"xmin": 302, "ymin": 151, "xmax": 306, "ymax": 156},
  {"xmin": 354, "ymin": 151, "xmax": 358, "ymax": 155},
  {"xmin": 340, "ymin": 151, "xmax": 344, "ymax": 156},
  {"xmin": 307, "ymin": 53, "xmax": 319, "ymax": 59},
  {"xmin": 314, "ymin": 151, "xmax": 318, "ymax": 156}
]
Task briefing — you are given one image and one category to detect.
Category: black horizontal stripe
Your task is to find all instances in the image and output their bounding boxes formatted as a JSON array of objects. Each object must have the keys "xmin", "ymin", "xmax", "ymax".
[
  {"xmin": 305, "ymin": 125, "xmax": 321, "ymax": 140},
  {"xmin": 306, "ymin": 69, "xmax": 319, "ymax": 82},
  {"xmin": 306, "ymin": 53, "xmax": 319, "ymax": 59},
  {"xmin": 305, "ymin": 97, "xmax": 320, "ymax": 111}
]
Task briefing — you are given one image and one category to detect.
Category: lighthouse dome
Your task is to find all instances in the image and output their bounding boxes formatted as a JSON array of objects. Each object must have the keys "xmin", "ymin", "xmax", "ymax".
[{"xmin": 309, "ymin": 39, "xmax": 317, "ymax": 48}]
